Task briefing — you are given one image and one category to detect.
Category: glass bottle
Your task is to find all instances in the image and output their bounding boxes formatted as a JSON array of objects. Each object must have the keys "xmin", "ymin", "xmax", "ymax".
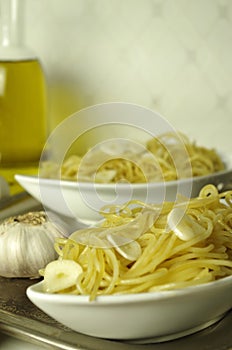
[{"xmin": 0, "ymin": 0, "xmax": 47, "ymax": 193}]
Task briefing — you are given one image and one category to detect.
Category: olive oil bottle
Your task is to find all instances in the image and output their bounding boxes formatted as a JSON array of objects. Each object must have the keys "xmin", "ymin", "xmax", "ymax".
[{"xmin": 0, "ymin": 0, "xmax": 47, "ymax": 193}]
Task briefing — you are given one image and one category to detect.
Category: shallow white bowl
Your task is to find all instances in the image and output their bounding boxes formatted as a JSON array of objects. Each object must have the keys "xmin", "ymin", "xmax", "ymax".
[
  {"xmin": 15, "ymin": 103, "xmax": 232, "ymax": 225},
  {"xmin": 16, "ymin": 158, "xmax": 232, "ymax": 225},
  {"xmin": 27, "ymin": 276, "xmax": 232, "ymax": 341}
]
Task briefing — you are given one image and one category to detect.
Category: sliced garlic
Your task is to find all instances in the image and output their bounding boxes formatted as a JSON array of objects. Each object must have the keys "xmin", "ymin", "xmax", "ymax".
[
  {"xmin": 95, "ymin": 169, "xmax": 117, "ymax": 183},
  {"xmin": 0, "ymin": 211, "xmax": 65, "ymax": 278},
  {"xmin": 107, "ymin": 234, "xmax": 141, "ymax": 261},
  {"xmin": 167, "ymin": 207, "xmax": 203, "ymax": 241},
  {"xmin": 43, "ymin": 259, "xmax": 83, "ymax": 293}
]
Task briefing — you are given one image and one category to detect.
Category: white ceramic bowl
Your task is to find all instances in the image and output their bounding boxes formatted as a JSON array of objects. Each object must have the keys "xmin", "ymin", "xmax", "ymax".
[
  {"xmin": 16, "ymin": 158, "xmax": 232, "ymax": 226},
  {"xmin": 15, "ymin": 103, "xmax": 232, "ymax": 225},
  {"xmin": 27, "ymin": 276, "xmax": 232, "ymax": 341}
]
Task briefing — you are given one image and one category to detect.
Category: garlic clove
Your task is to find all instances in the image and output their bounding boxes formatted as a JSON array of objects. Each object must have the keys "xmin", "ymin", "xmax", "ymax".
[
  {"xmin": 43, "ymin": 259, "xmax": 83, "ymax": 293},
  {"xmin": 107, "ymin": 234, "xmax": 142, "ymax": 261},
  {"xmin": 167, "ymin": 207, "xmax": 203, "ymax": 241}
]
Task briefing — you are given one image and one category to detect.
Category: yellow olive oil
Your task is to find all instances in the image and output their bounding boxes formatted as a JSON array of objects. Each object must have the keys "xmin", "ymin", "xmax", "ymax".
[
  {"xmin": 0, "ymin": 0, "xmax": 48, "ymax": 194},
  {"xmin": 0, "ymin": 58, "xmax": 47, "ymax": 165}
]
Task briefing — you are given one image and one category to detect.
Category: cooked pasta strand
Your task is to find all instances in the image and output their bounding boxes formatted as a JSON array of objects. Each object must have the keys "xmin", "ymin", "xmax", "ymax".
[
  {"xmin": 40, "ymin": 132, "xmax": 224, "ymax": 183},
  {"xmin": 43, "ymin": 185, "xmax": 232, "ymax": 300}
]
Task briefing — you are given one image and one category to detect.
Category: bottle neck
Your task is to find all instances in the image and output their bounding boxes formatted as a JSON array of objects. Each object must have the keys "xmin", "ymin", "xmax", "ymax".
[
  {"xmin": 0, "ymin": 0, "xmax": 36, "ymax": 60},
  {"xmin": 0, "ymin": 0, "xmax": 23, "ymax": 47}
]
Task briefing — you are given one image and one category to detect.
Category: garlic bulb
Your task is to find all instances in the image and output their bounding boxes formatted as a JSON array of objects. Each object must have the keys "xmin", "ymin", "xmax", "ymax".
[{"xmin": 0, "ymin": 211, "xmax": 65, "ymax": 278}]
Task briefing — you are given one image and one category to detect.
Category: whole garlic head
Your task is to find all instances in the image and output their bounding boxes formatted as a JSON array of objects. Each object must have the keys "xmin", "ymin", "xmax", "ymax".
[{"xmin": 0, "ymin": 211, "xmax": 65, "ymax": 278}]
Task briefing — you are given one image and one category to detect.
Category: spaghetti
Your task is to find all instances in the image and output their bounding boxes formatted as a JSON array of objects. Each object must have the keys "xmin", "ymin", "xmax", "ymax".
[
  {"xmin": 40, "ymin": 132, "xmax": 224, "ymax": 183},
  {"xmin": 42, "ymin": 185, "xmax": 232, "ymax": 300}
]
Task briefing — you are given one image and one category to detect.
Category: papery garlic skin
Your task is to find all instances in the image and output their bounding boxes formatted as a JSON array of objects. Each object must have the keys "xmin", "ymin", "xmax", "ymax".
[{"xmin": 0, "ymin": 211, "xmax": 65, "ymax": 278}]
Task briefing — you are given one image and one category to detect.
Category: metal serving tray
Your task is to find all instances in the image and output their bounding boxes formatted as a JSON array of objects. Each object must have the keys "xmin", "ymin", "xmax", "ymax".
[{"xmin": 0, "ymin": 193, "xmax": 232, "ymax": 350}]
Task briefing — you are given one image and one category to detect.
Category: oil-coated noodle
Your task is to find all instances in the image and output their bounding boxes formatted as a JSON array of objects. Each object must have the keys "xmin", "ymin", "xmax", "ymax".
[
  {"xmin": 40, "ymin": 132, "xmax": 224, "ymax": 183},
  {"xmin": 42, "ymin": 185, "xmax": 232, "ymax": 300}
]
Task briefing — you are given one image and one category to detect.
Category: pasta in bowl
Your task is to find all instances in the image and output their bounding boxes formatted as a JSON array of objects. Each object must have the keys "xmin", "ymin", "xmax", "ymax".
[
  {"xmin": 40, "ymin": 132, "xmax": 225, "ymax": 183},
  {"xmin": 15, "ymin": 133, "xmax": 232, "ymax": 225},
  {"xmin": 27, "ymin": 185, "xmax": 232, "ymax": 340}
]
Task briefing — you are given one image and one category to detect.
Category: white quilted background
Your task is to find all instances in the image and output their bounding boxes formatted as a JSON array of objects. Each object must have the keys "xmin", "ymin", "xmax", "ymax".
[{"xmin": 25, "ymin": 0, "xmax": 232, "ymax": 152}]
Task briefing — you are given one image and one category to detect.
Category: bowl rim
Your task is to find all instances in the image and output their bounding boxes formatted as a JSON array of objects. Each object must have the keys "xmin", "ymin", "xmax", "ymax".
[
  {"xmin": 15, "ymin": 164, "xmax": 232, "ymax": 191},
  {"xmin": 27, "ymin": 274, "xmax": 232, "ymax": 305}
]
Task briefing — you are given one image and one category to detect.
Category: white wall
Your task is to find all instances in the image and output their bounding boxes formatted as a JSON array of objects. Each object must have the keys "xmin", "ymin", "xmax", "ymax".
[{"xmin": 25, "ymin": 0, "xmax": 232, "ymax": 152}]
